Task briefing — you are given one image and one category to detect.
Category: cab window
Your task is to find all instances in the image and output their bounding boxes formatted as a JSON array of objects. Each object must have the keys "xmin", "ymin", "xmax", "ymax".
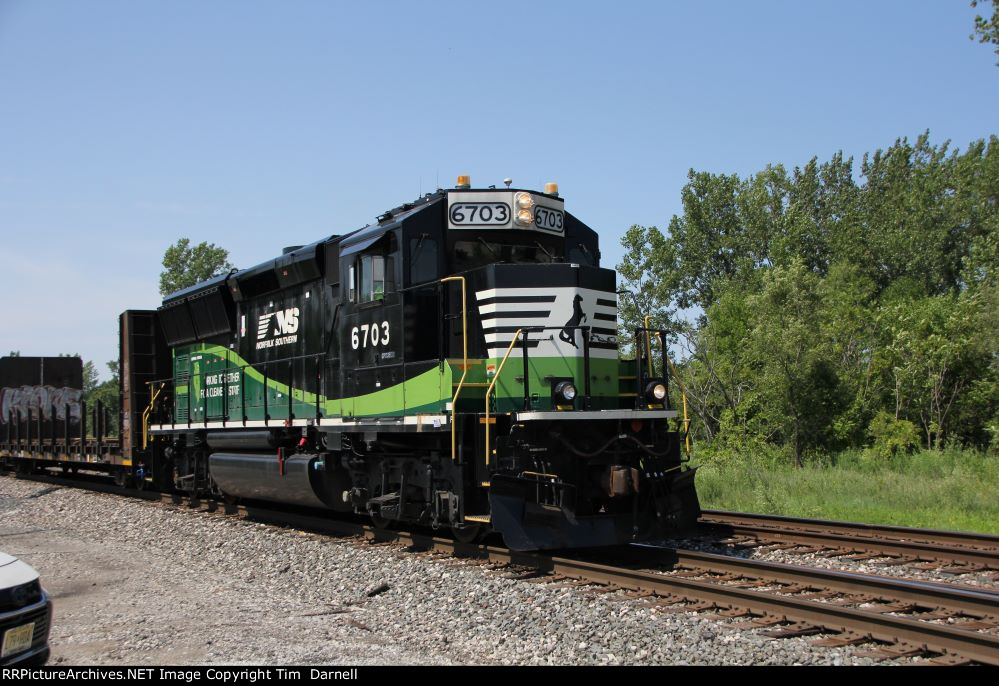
[
  {"xmin": 452, "ymin": 236, "xmax": 560, "ymax": 273},
  {"xmin": 356, "ymin": 254, "xmax": 393, "ymax": 303},
  {"xmin": 409, "ymin": 236, "xmax": 438, "ymax": 284}
]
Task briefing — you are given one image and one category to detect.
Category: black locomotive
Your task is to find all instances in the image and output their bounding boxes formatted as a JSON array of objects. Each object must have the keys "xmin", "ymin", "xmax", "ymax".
[{"xmin": 1, "ymin": 177, "xmax": 699, "ymax": 550}]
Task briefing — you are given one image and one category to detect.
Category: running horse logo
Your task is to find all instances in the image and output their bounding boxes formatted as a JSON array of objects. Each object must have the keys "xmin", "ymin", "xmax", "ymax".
[{"xmin": 558, "ymin": 294, "xmax": 587, "ymax": 348}]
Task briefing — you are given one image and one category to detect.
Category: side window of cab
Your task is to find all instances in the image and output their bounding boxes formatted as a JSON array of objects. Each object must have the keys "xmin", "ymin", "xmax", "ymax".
[
  {"xmin": 358, "ymin": 254, "xmax": 386, "ymax": 303},
  {"xmin": 350, "ymin": 234, "xmax": 397, "ymax": 304}
]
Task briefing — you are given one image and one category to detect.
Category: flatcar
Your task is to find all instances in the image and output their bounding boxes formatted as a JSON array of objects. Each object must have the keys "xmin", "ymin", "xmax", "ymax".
[{"xmin": 1, "ymin": 177, "xmax": 699, "ymax": 550}]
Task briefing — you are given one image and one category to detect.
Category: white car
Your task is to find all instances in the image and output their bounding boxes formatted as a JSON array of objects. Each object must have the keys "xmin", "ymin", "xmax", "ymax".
[{"xmin": 0, "ymin": 553, "xmax": 51, "ymax": 665}]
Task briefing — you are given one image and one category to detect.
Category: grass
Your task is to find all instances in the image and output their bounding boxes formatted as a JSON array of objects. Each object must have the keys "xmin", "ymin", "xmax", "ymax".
[{"xmin": 692, "ymin": 447, "xmax": 999, "ymax": 534}]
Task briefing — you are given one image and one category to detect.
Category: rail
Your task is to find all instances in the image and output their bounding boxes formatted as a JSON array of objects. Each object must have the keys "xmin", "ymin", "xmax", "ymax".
[
  {"xmin": 141, "ymin": 382, "xmax": 165, "ymax": 450},
  {"xmin": 643, "ymin": 316, "xmax": 692, "ymax": 454},
  {"xmin": 698, "ymin": 510, "xmax": 999, "ymax": 567},
  {"xmin": 516, "ymin": 325, "xmax": 594, "ymax": 410},
  {"xmin": 483, "ymin": 328, "xmax": 524, "ymax": 466},
  {"xmin": 145, "ymin": 349, "xmax": 330, "ymax": 430},
  {"xmin": 632, "ymin": 327, "xmax": 671, "ymax": 411}
]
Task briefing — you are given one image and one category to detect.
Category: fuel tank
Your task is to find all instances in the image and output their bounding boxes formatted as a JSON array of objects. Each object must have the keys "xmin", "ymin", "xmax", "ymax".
[
  {"xmin": 208, "ymin": 451, "xmax": 328, "ymax": 509},
  {"xmin": 205, "ymin": 430, "xmax": 296, "ymax": 451}
]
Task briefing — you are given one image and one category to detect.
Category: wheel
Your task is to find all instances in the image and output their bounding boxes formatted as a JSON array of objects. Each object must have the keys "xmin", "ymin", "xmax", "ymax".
[{"xmin": 451, "ymin": 523, "xmax": 483, "ymax": 544}]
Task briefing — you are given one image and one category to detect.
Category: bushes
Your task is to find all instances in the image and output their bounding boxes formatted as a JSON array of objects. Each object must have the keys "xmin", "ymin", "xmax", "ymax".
[{"xmin": 866, "ymin": 411, "xmax": 920, "ymax": 460}]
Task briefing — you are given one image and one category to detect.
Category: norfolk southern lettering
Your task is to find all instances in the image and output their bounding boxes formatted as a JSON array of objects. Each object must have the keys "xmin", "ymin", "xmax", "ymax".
[{"xmin": 256, "ymin": 308, "xmax": 300, "ymax": 350}]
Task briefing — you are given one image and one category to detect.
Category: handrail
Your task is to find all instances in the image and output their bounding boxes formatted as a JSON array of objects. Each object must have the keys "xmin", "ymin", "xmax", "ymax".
[
  {"xmin": 150, "ymin": 277, "xmax": 472, "ymax": 442},
  {"xmin": 662, "ymin": 349, "xmax": 692, "ymax": 456},
  {"xmin": 633, "ymin": 326, "xmax": 670, "ymax": 409},
  {"xmin": 643, "ymin": 315, "xmax": 655, "ymax": 377},
  {"xmin": 651, "ymin": 329, "xmax": 692, "ymax": 456},
  {"xmin": 142, "ymin": 382, "xmax": 165, "ymax": 450},
  {"xmin": 440, "ymin": 276, "xmax": 467, "ymax": 462},
  {"xmin": 483, "ymin": 329, "xmax": 524, "ymax": 467},
  {"xmin": 518, "ymin": 325, "xmax": 593, "ymax": 409}
]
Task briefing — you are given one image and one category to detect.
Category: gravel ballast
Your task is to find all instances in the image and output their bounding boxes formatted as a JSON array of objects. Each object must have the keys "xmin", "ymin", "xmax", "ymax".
[
  {"xmin": 0, "ymin": 475, "xmax": 910, "ymax": 665},
  {"xmin": 651, "ymin": 535, "xmax": 998, "ymax": 589}
]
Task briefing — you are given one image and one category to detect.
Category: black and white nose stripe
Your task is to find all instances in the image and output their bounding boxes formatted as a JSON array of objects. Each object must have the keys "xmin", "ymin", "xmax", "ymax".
[{"xmin": 475, "ymin": 287, "xmax": 618, "ymax": 358}]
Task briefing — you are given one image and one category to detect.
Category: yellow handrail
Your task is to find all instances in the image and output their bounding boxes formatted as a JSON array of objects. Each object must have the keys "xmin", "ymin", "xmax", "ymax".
[
  {"xmin": 655, "ymin": 330, "xmax": 693, "ymax": 456},
  {"xmin": 643, "ymin": 315, "xmax": 655, "ymax": 376},
  {"xmin": 440, "ymin": 276, "xmax": 467, "ymax": 462},
  {"xmin": 641, "ymin": 319, "xmax": 693, "ymax": 455},
  {"xmin": 484, "ymin": 329, "xmax": 524, "ymax": 466},
  {"xmin": 682, "ymin": 389, "xmax": 691, "ymax": 455},
  {"xmin": 142, "ymin": 382, "xmax": 165, "ymax": 450}
]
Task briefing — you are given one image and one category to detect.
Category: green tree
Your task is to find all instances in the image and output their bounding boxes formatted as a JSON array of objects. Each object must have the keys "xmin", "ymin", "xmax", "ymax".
[
  {"xmin": 617, "ymin": 224, "xmax": 677, "ymax": 351},
  {"xmin": 743, "ymin": 261, "xmax": 844, "ymax": 466},
  {"xmin": 159, "ymin": 238, "xmax": 234, "ymax": 296},
  {"xmin": 682, "ymin": 281, "xmax": 757, "ymax": 442},
  {"xmin": 971, "ymin": 0, "xmax": 999, "ymax": 65},
  {"xmin": 817, "ymin": 263, "xmax": 880, "ymax": 448},
  {"xmin": 876, "ymin": 292, "xmax": 989, "ymax": 448},
  {"xmin": 618, "ymin": 132, "xmax": 999, "ymax": 460}
]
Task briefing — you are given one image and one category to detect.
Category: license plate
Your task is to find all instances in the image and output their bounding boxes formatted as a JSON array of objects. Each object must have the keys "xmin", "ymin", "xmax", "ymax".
[{"xmin": 1, "ymin": 622, "xmax": 34, "ymax": 658}]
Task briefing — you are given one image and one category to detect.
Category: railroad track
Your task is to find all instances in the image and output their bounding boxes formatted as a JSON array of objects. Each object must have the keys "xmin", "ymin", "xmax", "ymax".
[
  {"xmin": 698, "ymin": 509, "xmax": 999, "ymax": 572},
  {"xmin": 7, "ymin": 471, "xmax": 999, "ymax": 665},
  {"xmin": 225, "ymin": 500, "xmax": 999, "ymax": 665}
]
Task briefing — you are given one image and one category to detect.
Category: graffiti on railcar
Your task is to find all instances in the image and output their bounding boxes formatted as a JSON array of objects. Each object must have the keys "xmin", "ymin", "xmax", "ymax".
[{"xmin": 0, "ymin": 385, "xmax": 84, "ymax": 423}]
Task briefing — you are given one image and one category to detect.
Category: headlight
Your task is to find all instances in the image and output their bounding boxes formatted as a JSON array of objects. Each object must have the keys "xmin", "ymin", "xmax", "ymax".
[
  {"xmin": 554, "ymin": 381, "xmax": 577, "ymax": 404},
  {"xmin": 514, "ymin": 193, "xmax": 535, "ymax": 226},
  {"xmin": 645, "ymin": 381, "xmax": 667, "ymax": 402}
]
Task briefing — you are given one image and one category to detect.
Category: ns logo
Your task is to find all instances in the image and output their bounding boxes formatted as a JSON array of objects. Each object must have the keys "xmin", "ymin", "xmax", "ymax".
[{"xmin": 257, "ymin": 308, "xmax": 300, "ymax": 340}]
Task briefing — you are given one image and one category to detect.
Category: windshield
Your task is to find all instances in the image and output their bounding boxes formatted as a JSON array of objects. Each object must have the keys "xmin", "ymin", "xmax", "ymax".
[{"xmin": 452, "ymin": 237, "xmax": 561, "ymax": 272}]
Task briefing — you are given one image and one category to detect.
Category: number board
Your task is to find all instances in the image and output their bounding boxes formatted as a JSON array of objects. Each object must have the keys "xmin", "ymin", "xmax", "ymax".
[
  {"xmin": 447, "ymin": 191, "xmax": 566, "ymax": 235},
  {"xmin": 448, "ymin": 202, "xmax": 510, "ymax": 226},
  {"xmin": 533, "ymin": 205, "xmax": 564, "ymax": 234}
]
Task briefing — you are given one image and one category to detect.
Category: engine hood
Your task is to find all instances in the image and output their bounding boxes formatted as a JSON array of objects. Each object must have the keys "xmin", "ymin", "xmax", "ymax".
[{"xmin": 0, "ymin": 553, "xmax": 41, "ymax": 587}]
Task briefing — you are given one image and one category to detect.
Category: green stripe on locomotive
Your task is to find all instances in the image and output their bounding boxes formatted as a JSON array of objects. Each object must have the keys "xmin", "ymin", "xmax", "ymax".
[
  {"xmin": 454, "ymin": 355, "xmax": 620, "ymax": 413},
  {"xmin": 171, "ymin": 341, "xmax": 623, "ymax": 423},
  {"xmin": 171, "ymin": 342, "xmax": 455, "ymax": 422}
]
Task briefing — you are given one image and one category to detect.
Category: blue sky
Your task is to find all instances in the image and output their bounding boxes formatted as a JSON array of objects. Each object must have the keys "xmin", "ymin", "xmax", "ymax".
[{"xmin": 1, "ymin": 0, "xmax": 997, "ymax": 377}]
